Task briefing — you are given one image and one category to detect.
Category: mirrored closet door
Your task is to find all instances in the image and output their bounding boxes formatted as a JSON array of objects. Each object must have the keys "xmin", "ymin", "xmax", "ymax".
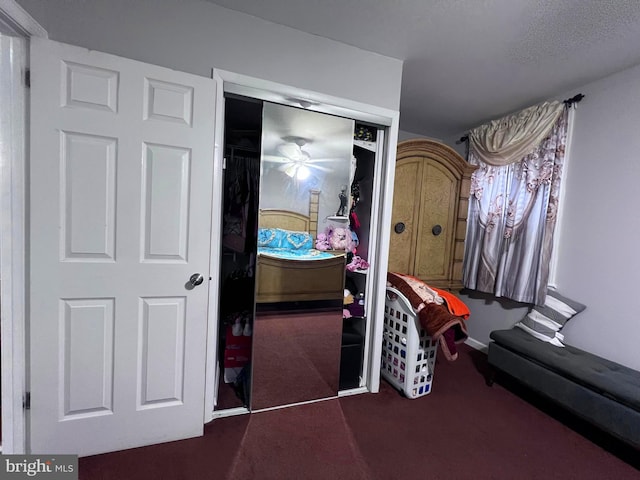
[
  {"xmin": 251, "ymin": 102, "xmax": 354, "ymax": 410},
  {"xmin": 217, "ymin": 94, "xmax": 380, "ymax": 413}
]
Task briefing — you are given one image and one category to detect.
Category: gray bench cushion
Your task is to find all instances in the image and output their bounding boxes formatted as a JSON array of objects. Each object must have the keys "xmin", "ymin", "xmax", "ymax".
[{"xmin": 490, "ymin": 328, "xmax": 640, "ymax": 413}]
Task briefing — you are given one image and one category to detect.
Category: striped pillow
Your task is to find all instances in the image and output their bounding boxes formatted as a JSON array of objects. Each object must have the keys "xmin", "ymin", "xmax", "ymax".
[{"xmin": 514, "ymin": 289, "xmax": 586, "ymax": 347}]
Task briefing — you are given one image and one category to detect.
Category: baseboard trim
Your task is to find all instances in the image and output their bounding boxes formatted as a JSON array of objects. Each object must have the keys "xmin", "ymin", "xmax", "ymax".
[
  {"xmin": 252, "ymin": 395, "xmax": 338, "ymax": 414},
  {"xmin": 465, "ymin": 337, "xmax": 488, "ymax": 353},
  {"xmin": 210, "ymin": 406, "xmax": 249, "ymax": 420},
  {"xmin": 338, "ymin": 386, "xmax": 368, "ymax": 397}
]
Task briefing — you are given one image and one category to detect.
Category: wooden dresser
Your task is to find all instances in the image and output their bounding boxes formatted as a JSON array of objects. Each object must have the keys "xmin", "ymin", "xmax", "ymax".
[{"xmin": 388, "ymin": 139, "xmax": 477, "ymax": 291}]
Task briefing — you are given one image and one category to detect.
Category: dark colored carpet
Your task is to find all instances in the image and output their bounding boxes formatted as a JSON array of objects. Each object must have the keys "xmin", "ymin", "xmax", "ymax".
[
  {"xmin": 226, "ymin": 399, "xmax": 370, "ymax": 480},
  {"xmin": 251, "ymin": 310, "xmax": 342, "ymax": 410},
  {"xmin": 79, "ymin": 344, "xmax": 640, "ymax": 480}
]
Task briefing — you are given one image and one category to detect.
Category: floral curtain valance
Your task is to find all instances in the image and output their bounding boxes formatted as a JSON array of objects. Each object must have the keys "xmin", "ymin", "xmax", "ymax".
[{"xmin": 469, "ymin": 101, "xmax": 565, "ymax": 166}]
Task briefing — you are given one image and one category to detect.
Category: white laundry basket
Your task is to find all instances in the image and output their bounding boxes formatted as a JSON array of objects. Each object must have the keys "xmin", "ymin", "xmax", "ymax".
[{"xmin": 381, "ymin": 286, "xmax": 438, "ymax": 398}]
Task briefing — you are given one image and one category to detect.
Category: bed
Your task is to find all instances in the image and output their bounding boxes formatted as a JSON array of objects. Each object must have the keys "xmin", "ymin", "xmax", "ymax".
[{"xmin": 255, "ymin": 191, "xmax": 347, "ymax": 303}]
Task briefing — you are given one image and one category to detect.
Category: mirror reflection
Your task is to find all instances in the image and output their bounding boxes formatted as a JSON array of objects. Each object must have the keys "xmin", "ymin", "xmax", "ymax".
[{"xmin": 251, "ymin": 102, "xmax": 355, "ymax": 410}]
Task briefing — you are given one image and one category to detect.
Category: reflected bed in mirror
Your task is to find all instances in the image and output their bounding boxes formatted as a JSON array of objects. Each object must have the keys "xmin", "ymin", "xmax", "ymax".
[{"xmin": 255, "ymin": 191, "xmax": 346, "ymax": 304}]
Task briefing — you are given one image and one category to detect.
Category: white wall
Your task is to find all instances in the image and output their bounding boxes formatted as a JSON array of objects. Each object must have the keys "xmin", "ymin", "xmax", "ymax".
[
  {"xmin": 551, "ymin": 64, "xmax": 640, "ymax": 370},
  {"xmin": 17, "ymin": 0, "xmax": 402, "ymax": 111},
  {"xmin": 449, "ymin": 65, "xmax": 640, "ymax": 371},
  {"xmin": 398, "ymin": 129, "xmax": 440, "ymax": 143}
]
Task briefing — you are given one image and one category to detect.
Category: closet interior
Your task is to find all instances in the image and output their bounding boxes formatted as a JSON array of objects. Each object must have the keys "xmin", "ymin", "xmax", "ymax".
[
  {"xmin": 217, "ymin": 95, "xmax": 262, "ymax": 410},
  {"xmin": 216, "ymin": 93, "xmax": 382, "ymax": 413}
]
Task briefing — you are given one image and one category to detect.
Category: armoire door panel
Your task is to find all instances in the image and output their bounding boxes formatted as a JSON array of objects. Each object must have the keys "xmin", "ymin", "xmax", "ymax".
[
  {"xmin": 414, "ymin": 160, "xmax": 458, "ymax": 280},
  {"xmin": 388, "ymin": 157, "xmax": 422, "ymax": 274}
]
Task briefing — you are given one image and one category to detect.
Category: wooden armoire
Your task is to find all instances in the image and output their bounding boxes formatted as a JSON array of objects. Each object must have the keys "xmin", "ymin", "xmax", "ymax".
[{"xmin": 388, "ymin": 139, "xmax": 477, "ymax": 291}]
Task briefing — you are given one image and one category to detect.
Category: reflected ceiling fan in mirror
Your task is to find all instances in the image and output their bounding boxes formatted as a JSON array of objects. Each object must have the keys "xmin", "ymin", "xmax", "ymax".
[{"xmin": 263, "ymin": 136, "xmax": 334, "ymax": 180}]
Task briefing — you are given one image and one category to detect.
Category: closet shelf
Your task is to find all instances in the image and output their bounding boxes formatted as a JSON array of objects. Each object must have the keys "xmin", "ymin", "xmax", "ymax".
[
  {"xmin": 354, "ymin": 139, "xmax": 376, "ymax": 152},
  {"xmin": 327, "ymin": 215, "xmax": 349, "ymax": 222},
  {"xmin": 348, "ymin": 268, "xmax": 369, "ymax": 275},
  {"xmin": 227, "ymin": 144, "xmax": 259, "ymax": 153}
]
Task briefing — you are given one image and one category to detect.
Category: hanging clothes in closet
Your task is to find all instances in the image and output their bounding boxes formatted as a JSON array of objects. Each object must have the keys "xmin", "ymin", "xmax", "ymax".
[{"xmin": 222, "ymin": 153, "xmax": 260, "ymax": 254}]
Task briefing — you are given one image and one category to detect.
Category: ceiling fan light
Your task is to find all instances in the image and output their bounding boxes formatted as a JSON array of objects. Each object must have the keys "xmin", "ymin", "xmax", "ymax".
[
  {"xmin": 296, "ymin": 165, "xmax": 310, "ymax": 180},
  {"xmin": 283, "ymin": 163, "xmax": 311, "ymax": 180}
]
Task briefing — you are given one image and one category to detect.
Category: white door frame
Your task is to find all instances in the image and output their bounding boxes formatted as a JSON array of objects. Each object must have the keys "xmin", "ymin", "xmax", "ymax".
[
  {"xmin": 0, "ymin": 0, "xmax": 47, "ymax": 454},
  {"xmin": 204, "ymin": 69, "xmax": 399, "ymax": 421}
]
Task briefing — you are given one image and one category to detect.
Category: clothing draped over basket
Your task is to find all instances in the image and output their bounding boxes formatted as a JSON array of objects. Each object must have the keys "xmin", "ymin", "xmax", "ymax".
[{"xmin": 387, "ymin": 272, "xmax": 470, "ymax": 361}]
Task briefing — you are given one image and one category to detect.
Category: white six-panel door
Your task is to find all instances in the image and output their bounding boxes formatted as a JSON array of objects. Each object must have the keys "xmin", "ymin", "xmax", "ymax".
[{"xmin": 28, "ymin": 38, "xmax": 216, "ymax": 456}]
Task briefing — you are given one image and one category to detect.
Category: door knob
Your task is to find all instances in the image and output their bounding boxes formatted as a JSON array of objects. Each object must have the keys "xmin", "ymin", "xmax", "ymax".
[{"xmin": 189, "ymin": 273, "xmax": 204, "ymax": 287}]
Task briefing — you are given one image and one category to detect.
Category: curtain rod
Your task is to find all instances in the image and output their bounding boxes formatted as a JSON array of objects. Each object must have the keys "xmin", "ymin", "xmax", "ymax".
[
  {"xmin": 563, "ymin": 93, "xmax": 584, "ymax": 105},
  {"xmin": 455, "ymin": 93, "xmax": 585, "ymax": 144}
]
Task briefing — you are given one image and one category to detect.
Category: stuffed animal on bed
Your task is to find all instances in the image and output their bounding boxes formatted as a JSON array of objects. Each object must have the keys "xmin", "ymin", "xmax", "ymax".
[
  {"xmin": 329, "ymin": 226, "xmax": 352, "ymax": 251},
  {"xmin": 315, "ymin": 232, "xmax": 330, "ymax": 251}
]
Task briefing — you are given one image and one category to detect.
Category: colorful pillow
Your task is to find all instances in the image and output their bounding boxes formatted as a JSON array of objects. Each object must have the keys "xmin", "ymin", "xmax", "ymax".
[
  {"xmin": 257, "ymin": 228, "xmax": 281, "ymax": 248},
  {"xmin": 514, "ymin": 288, "xmax": 586, "ymax": 347},
  {"xmin": 257, "ymin": 228, "xmax": 313, "ymax": 250},
  {"xmin": 279, "ymin": 229, "xmax": 313, "ymax": 250}
]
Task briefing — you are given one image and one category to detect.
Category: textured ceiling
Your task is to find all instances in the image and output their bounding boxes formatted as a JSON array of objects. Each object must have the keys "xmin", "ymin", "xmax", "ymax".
[{"xmin": 205, "ymin": 0, "xmax": 640, "ymax": 139}]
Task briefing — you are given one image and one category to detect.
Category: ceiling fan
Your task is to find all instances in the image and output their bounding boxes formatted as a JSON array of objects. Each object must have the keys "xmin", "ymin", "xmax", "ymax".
[{"xmin": 263, "ymin": 136, "xmax": 333, "ymax": 180}]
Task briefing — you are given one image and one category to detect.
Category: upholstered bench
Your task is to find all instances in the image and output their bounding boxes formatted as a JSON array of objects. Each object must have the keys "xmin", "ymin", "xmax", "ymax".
[{"xmin": 488, "ymin": 327, "xmax": 640, "ymax": 449}]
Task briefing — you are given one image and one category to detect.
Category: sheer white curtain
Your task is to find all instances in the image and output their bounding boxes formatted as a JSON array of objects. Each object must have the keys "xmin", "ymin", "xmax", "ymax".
[{"xmin": 463, "ymin": 102, "xmax": 569, "ymax": 305}]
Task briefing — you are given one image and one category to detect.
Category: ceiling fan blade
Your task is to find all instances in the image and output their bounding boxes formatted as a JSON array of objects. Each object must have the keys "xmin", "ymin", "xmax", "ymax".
[
  {"xmin": 263, "ymin": 155, "xmax": 289, "ymax": 164},
  {"xmin": 304, "ymin": 157, "xmax": 343, "ymax": 164},
  {"xmin": 276, "ymin": 143, "xmax": 300, "ymax": 159},
  {"xmin": 308, "ymin": 164, "xmax": 331, "ymax": 172}
]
